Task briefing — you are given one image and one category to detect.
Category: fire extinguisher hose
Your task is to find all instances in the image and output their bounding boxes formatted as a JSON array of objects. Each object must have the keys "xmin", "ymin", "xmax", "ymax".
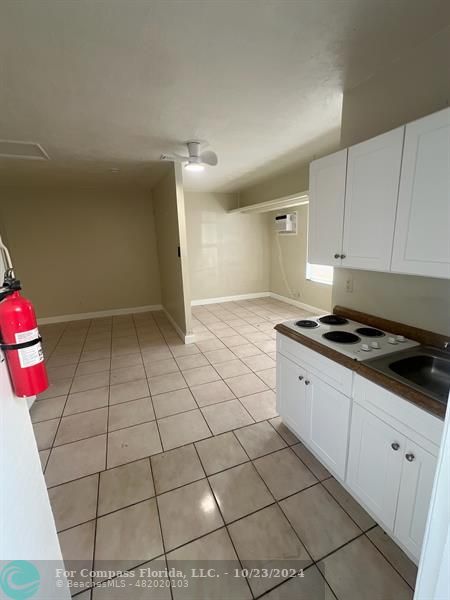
[{"xmin": 0, "ymin": 336, "xmax": 43, "ymax": 351}]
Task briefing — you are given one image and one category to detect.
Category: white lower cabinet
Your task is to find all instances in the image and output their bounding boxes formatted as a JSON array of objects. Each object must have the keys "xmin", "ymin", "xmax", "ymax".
[
  {"xmin": 347, "ymin": 401, "xmax": 438, "ymax": 561},
  {"xmin": 276, "ymin": 352, "xmax": 351, "ymax": 480}
]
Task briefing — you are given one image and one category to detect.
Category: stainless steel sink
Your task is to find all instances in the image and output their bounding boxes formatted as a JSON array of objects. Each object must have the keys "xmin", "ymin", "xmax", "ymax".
[{"xmin": 363, "ymin": 346, "xmax": 450, "ymax": 405}]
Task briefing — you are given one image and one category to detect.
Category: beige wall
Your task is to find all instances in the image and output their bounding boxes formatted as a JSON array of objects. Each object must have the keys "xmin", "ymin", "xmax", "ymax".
[
  {"xmin": 0, "ymin": 184, "xmax": 161, "ymax": 318},
  {"xmin": 239, "ymin": 164, "xmax": 309, "ymax": 207},
  {"xmin": 185, "ymin": 191, "xmax": 270, "ymax": 301},
  {"xmin": 334, "ymin": 25, "xmax": 450, "ymax": 334},
  {"xmin": 269, "ymin": 206, "xmax": 332, "ymax": 311},
  {"xmin": 152, "ymin": 164, "xmax": 191, "ymax": 335}
]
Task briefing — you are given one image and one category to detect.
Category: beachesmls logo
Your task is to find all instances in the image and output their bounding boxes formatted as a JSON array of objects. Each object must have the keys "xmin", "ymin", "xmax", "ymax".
[{"xmin": 0, "ymin": 561, "xmax": 40, "ymax": 599}]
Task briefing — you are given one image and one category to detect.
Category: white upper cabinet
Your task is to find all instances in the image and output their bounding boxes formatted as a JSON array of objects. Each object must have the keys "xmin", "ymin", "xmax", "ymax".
[
  {"xmin": 342, "ymin": 127, "xmax": 404, "ymax": 271},
  {"xmin": 391, "ymin": 108, "xmax": 450, "ymax": 278},
  {"xmin": 308, "ymin": 149, "xmax": 347, "ymax": 266}
]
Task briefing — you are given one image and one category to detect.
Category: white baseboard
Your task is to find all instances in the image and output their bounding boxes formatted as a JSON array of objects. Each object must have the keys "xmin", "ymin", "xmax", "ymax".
[
  {"xmin": 191, "ymin": 292, "xmax": 270, "ymax": 306},
  {"xmin": 162, "ymin": 308, "xmax": 195, "ymax": 344},
  {"xmin": 268, "ymin": 292, "xmax": 324, "ymax": 314},
  {"xmin": 38, "ymin": 304, "xmax": 163, "ymax": 325}
]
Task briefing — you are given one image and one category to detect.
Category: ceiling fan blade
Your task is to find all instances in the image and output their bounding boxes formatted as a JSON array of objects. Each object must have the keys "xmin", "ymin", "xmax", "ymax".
[
  {"xmin": 200, "ymin": 150, "xmax": 218, "ymax": 166},
  {"xmin": 160, "ymin": 153, "xmax": 189, "ymax": 163}
]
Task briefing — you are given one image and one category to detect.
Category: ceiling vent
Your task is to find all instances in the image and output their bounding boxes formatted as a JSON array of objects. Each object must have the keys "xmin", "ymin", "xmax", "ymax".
[{"xmin": 0, "ymin": 140, "xmax": 49, "ymax": 160}]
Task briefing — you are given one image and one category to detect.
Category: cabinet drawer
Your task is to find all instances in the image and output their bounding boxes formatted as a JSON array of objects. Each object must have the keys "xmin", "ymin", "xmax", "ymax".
[{"xmin": 277, "ymin": 333, "xmax": 353, "ymax": 397}]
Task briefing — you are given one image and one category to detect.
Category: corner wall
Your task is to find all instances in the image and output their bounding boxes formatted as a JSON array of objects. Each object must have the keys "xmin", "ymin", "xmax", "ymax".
[{"xmin": 334, "ymin": 24, "xmax": 450, "ymax": 334}]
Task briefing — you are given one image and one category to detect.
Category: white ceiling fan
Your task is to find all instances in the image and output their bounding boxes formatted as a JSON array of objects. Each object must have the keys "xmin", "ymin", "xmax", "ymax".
[{"xmin": 160, "ymin": 141, "xmax": 218, "ymax": 172}]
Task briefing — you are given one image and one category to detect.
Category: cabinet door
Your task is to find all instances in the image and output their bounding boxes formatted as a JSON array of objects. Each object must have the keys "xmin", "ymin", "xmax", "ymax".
[
  {"xmin": 276, "ymin": 354, "xmax": 308, "ymax": 440},
  {"xmin": 391, "ymin": 107, "xmax": 450, "ymax": 278},
  {"xmin": 308, "ymin": 149, "xmax": 347, "ymax": 266},
  {"xmin": 395, "ymin": 442, "xmax": 438, "ymax": 560},
  {"xmin": 347, "ymin": 403, "xmax": 405, "ymax": 531},
  {"xmin": 305, "ymin": 375, "xmax": 351, "ymax": 480},
  {"xmin": 342, "ymin": 127, "xmax": 404, "ymax": 271}
]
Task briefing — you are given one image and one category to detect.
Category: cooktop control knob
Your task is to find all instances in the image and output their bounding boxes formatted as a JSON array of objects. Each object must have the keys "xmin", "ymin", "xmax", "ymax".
[
  {"xmin": 361, "ymin": 343, "xmax": 371, "ymax": 351},
  {"xmin": 388, "ymin": 337, "xmax": 398, "ymax": 344},
  {"xmin": 370, "ymin": 341, "xmax": 381, "ymax": 349},
  {"xmin": 396, "ymin": 335, "xmax": 406, "ymax": 342}
]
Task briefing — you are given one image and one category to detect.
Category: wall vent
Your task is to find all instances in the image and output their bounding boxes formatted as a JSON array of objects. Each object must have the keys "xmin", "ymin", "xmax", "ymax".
[{"xmin": 0, "ymin": 140, "xmax": 49, "ymax": 160}]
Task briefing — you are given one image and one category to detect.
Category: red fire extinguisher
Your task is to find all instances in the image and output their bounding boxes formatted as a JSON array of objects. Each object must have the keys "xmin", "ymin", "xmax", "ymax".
[{"xmin": 0, "ymin": 269, "xmax": 49, "ymax": 398}]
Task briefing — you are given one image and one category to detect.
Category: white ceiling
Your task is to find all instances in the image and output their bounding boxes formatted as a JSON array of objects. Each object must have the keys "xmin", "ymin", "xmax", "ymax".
[{"xmin": 0, "ymin": 0, "xmax": 448, "ymax": 192}]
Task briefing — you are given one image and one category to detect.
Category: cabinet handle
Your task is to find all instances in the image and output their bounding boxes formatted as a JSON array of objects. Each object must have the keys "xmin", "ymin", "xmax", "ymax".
[
  {"xmin": 391, "ymin": 442, "xmax": 400, "ymax": 451},
  {"xmin": 304, "ymin": 380, "xmax": 310, "ymax": 385},
  {"xmin": 334, "ymin": 253, "xmax": 340, "ymax": 259},
  {"xmin": 340, "ymin": 254, "xmax": 346, "ymax": 259},
  {"xmin": 405, "ymin": 453, "xmax": 415, "ymax": 462},
  {"xmin": 298, "ymin": 375, "xmax": 304, "ymax": 381}
]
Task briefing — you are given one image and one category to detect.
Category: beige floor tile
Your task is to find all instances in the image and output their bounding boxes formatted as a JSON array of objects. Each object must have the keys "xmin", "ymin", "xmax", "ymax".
[
  {"xmin": 59, "ymin": 521, "xmax": 95, "ymax": 589},
  {"xmin": 92, "ymin": 558, "xmax": 170, "ymax": 599},
  {"xmin": 201, "ymin": 399, "xmax": 254, "ymax": 435},
  {"xmin": 38, "ymin": 378, "xmax": 72, "ymax": 400},
  {"xmin": 292, "ymin": 443, "xmax": 331, "ymax": 481},
  {"xmin": 39, "ymin": 449, "xmax": 50, "ymax": 471},
  {"xmin": 109, "ymin": 379, "xmax": 150, "ymax": 405},
  {"xmin": 254, "ymin": 448, "xmax": 318, "ymax": 500},
  {"xmin": 318, "ymin": 535, "xmax": 413, "ymax": 600},
  {"xmin": 157, "ymin": 479, "xmax": 223, "ymax": 551},
  {"xmin": 144, "ymin": 358, "xmax": 179, "ymax": 378},
  {"xmin": 76, "ymin": 358, "xmax": 110, "ymax": 376},
  {"xmin": 33, "ymin": 418, "xmax": 60, "ymax": 450},
  {"xmin": 242, "ymin": 354, "xmax": 275, "ymax": 372},
  {"xmin": 167, "ymin": 528, "xmax": 251, "ymax": 600},
  {"xmin": 170, "ymin": 343, "xmax": 201, "ymax": 357},
  {"xmin": 224, "ymin": 373, "xmax": 268, "ymax": 397},
  {"xmin": 213, "ymin": 359, "xmax": 251, "ymax": 379},
  {"xmin": 280, "ymin": 484, "xmax": 361, "ymax": 561},
  {"xmin": 107, "ymin": 421, "xmax": 162, "ymax": 468},
  {"xmin": 110, "ymin": 353, "xmax": 143, "ymax": 370},
  {"xmin": 64, "ymin": 387, "xmax": 109, "ymax": 416},
  {"xmin": 269, "ymin": 417, "xmax": 299, "ymax": 445},
  {"xmin": 323, "ymin": 478, "xmax": 376, "ymax": 531},
  {"xmin": 142, "ymin": 347, "xmax": 173, "ymax": 362},
  {"xmin": 151, "ymin": 444, "xmax": 205, "ymax": 494},
  {"xmin": 71, "ymin": 371, "xmax": 110, "ymax": 393},
  {"xmin": 158, "ymin": 409, "xmax": 211, "ymax": 451},
  {"xmin": 46, "ymin": 434, "xmax": 107, "ymax": 487},
  {"xmin": 148, "ymin": 372, "xmax": 187, "ymax": 395},
  {"xmin": 98, "ymin": 458, "xmax": 154, "ymax": 516},
  {"xmin": 176, "ymin": 353, "xmax": 209, "ymax": 371},
  {"xmin": 190, "ymin": 380, "xmax": 235, "ymax": 407},
  {"xmin": 262, "ymin": 565, "xmax": 335, "ymax": 600},
  {"xmin": 152, "ymin": 388, "xmax": 197, "ymax": 419},
  {"xmin": 228, "ymin": 504, "xmax": 311, "ymax": 596},
  {"xmin": 240, "ymin": 390, "xmax": 278, "ymax": 421},
  {"xmin": 95, "ymin": 500, "xmax": 163, "ymax": 572},
  {"xmin": 230, "ymin": 343, "xmax": 263, "ymax": 359},
  {"xmin": 182, "ymin": 365, "xmax": 220, "ymax": 387},
  {"xmin": 195, "ymin": 432, "xmax": 248, "ymax": 475},
  {"xmin": 47, "ymin": 364, "xmax": 77, "ymax": 381},
  {"xmin": 257, "ymin": 367, "xmax": 276, "ymax": 389},
  {"xmin": 49, "ymin": 474, "xmax": 98, "ymax": 532},
  {"xmin": 110, "ymin": 364, "xmax": 146, "ymax": 386},
  {"xmin": 222, "ymin": 334, "xmax": 249, "ymax": 347},
  {"xmin": 80, "ymin": 348, "xmax": 111, "ymax": 362},
  {"xmin": 30, "ymin": 396, "xmax": 66, "ymax": 423},
  {"xmin": 203, "ymin": 348, "xmax": 236, "ymax": 364},
  {"xmin": 108, "ymin": 397, "xmax": 155, "ymax": 431},
  {"xmin": 47, "ymin": 352, "xmax": 81, "ymax": 368},
  {"xmin": 54, "ymin": 408, "xmax": 108, "ymax": 446},
  {"xmin": 234, "ymin": 421, "xmax": 286, "ymax": 459},
  {"xmin": 196, "ymin": 338, "xmax": 226, "ymax": 352},
  {"xmin": 209, "ymin": 462, "xmax": 273, "ymax": 523},
  {"xmin": 367, "ymin": 526, "xmax": 418, "ymax": 588}
]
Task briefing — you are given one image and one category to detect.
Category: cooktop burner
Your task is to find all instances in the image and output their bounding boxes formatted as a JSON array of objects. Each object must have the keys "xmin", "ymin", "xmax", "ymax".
[
  {"xmin": 295, "ymin": 320, "xmax": 319, "ymax": 329},
  {"xmin": 323, "ymin": 331, "xmax": 361, "ymax": 344},
  {"xmin": 319, "ymin": 315, "xmax": 349, "ymax": 325},
  {"xmin": 355, "ymin": 327, "xmax": 385, "ymax": 337}
]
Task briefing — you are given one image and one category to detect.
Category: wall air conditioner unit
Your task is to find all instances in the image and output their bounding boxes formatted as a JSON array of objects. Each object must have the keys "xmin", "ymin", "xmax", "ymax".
[{"xmin": 274, "ymin": 212, "xmax": 297, "ymax": 234}]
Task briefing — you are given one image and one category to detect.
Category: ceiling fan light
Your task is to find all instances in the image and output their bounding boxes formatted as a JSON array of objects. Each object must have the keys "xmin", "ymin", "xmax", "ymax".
[{"xmin": 184, "ymin": 162, "xmax": 205, "ymax": 172}]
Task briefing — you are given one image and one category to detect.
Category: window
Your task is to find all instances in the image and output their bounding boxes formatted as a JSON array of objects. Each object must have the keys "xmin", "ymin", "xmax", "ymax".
[{"xmin": 306, "ymin": 263, "xmax": 333, "ymax": 285}]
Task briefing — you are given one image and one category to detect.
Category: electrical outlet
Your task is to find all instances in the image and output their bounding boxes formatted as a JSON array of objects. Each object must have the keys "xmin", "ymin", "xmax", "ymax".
[{"xmin": 345, "ymin": 277, "xmax": 354, "ymax": 293}]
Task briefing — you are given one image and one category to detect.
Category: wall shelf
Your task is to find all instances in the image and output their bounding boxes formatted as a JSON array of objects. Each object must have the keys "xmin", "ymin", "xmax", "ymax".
[{"xmin": 228, "ymin": 191, "xmax": 309, "ymax": 214}]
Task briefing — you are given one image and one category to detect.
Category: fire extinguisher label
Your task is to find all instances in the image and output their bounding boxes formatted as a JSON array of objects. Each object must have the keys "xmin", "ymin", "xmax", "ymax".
[{"xmin": 15, "ymin": 328, "xmax": 44, "ymax": 368}]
